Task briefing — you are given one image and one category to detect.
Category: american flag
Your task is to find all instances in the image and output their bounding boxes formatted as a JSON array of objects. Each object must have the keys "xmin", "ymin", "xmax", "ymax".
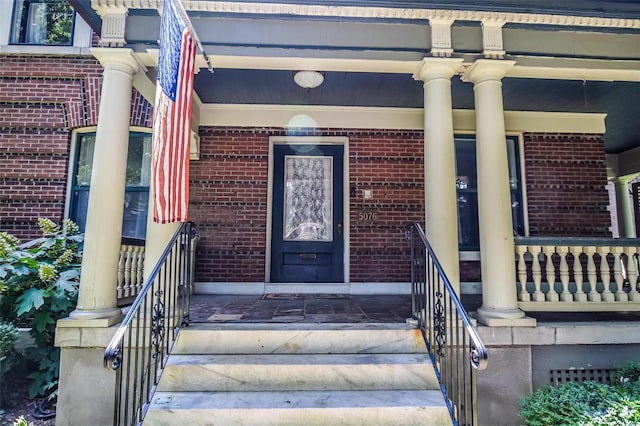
[{"xmin": 152, "ymin": 0, "xmax": 196, "ymax": 223}]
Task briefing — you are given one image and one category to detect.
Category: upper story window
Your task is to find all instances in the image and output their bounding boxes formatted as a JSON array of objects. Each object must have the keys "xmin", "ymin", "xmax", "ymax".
[
  {"xmin": 10, "ymin": 0, "xmax": 74, "ymax": 45},
  {"xmin": 455, "ymin": 136, "xmax": 525, "ymax": 250}
]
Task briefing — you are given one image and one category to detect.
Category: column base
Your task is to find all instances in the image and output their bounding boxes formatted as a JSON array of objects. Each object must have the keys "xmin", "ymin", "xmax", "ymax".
[
  {"xmin": 68, "ymin": 307, "xmax": 123, "ymax": 325},
  {"xmin": 476, "ymin": 305, "xmax": 536, "ymax": 327}
]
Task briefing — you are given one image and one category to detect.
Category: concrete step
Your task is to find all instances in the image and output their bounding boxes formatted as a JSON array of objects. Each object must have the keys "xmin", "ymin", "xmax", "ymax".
[
  {"xmin": 145, "ymin": 323, "xmax": 451, "ymax": 425},
  {"xmin": 157, "ymin": 353, "xmax": 438, "ymax": 392},
  {"xmin": 145, "ymin": 390, "xmax": 452, "ymax": 426},
  {"xmin": 173, "ymin": 323, "xmax": 427, "ymax": 355}
]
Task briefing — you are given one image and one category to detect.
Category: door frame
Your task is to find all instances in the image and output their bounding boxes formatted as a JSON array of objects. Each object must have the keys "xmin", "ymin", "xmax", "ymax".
[{"xmin": 266, "ymin": 136, "xmax": 350, "ymax": 283}]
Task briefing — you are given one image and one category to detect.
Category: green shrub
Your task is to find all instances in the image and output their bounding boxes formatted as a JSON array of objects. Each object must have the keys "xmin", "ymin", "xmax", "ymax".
[
  {"xmin": 520, "ymin": 362, "xmax": 640, "ymax": 426},
  {"xmin": 0, "ymin": 219, "xmax": 83, "ymax": 399}
]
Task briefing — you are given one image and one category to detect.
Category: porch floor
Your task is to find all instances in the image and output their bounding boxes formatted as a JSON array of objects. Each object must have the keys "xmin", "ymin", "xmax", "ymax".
[
  {"xmin": 189, "ymin": 294, "xmax": 482, "ymax": 324},
  {"xmin": 188, "ymin": 294, "xmax": 640, "ymax": 324}
]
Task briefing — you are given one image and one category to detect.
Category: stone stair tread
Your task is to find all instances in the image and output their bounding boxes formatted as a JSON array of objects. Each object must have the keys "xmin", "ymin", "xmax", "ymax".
[
  {"xmin": 149, "ymin": 389, "xmax": 448, "ymax": 410},
  {"xmin": 174, "ymin": 323, "xmax": 427, "ymax": 354}
]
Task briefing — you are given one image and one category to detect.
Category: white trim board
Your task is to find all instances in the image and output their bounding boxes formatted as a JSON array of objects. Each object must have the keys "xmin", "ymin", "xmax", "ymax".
[
  {"xmin": 194, "ymin": 281, "xmax": 481, "ymax": 295},
  {"xmin": 194, "ymin": 282, "xmax": 412, "ymax": 295},
  {"xmin": 199, "ymin": 105, "xmax": 606, "ymax": 134}
]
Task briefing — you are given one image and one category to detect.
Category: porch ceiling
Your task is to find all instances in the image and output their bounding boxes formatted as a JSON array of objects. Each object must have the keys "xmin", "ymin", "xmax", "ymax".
[{"xmin": 193, "ymin": 69, "xmax": 640, "ymax": 154}]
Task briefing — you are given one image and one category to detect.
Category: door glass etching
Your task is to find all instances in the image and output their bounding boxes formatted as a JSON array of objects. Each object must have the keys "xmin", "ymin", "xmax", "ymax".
[{"xmin": 283, "ymin": 155, "xmax": 333, "ymax": 241}]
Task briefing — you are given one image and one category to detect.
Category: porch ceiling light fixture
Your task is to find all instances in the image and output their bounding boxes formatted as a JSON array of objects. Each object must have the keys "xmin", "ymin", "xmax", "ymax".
[{"xmin": 294, "ymin": 70, "xmax": 325, "ymax": 89}]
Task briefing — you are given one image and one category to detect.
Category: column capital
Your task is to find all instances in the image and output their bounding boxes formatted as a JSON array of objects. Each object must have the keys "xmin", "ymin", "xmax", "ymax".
[
  {"xmin": 91, "ymin": 47, "xmax": 147, "ymax": 76},
  {"xmin": 413, "ymin": 57, "xmax": 464, "ymax": 82},
  {"xmin": 461, "ymin": 59, "xmax": 515, "ymax": 84}
]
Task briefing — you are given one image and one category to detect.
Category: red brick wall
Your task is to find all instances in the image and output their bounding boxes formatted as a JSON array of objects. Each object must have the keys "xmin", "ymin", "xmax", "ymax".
[
  {"xmin": 191, "ymin": 127, "xmax": 424, "ymax": 283},
  {"xmin": 191, "ymin": 128, "xmax": 611, "ymax": 284},
  {"xmin": 0, "ymin": 55, "xmax": 152, "ymax": 240},
  {"xmin": 349, "ymin": 131, "xmax": 424, "ymax": 282},
  {"xmin": 523, "ymin": 133, "xmax": 611, "ymax": 237}
]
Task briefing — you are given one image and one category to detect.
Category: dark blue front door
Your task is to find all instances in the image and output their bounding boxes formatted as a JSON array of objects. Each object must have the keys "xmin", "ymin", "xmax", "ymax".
[{"xmin": 271, "ymin": 144, "xmax": 344, "ymax": 283}]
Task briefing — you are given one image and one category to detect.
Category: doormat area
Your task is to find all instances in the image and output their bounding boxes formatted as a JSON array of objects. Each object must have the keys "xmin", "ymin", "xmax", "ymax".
[{"xmin": 261, "ymin": 294, "xmax": 350, "ymax": 300}]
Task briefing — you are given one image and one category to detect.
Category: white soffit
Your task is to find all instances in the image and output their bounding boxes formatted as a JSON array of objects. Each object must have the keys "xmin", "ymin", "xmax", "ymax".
[{"xmin": 199, "ymin": 104, "xmax": 606, "ymax": 134}]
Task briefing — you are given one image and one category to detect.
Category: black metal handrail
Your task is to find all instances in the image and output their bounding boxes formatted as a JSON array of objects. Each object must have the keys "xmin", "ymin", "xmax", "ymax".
[
  {"xmin": 406, "ymin": 223, "xmax": 488, "ymax": 426},
  {"xmin": 104, "ymin": 222, "xmax": 197, "ymax": 426}
]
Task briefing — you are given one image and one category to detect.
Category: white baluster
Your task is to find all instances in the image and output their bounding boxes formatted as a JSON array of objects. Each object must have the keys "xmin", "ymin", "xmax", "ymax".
[
  {"xmin": 516, "ymin": 245, "xmax": 530, "ymax": 301},
  {"xmin": 570, "ymin": 246, "xmax": 586, "ymax": 302},
  {"xmin": 624, "ymin": 247, "xmax": 640, "ymax": 302},
  {"xmin": 585, "ymin": 246, "xmax": 600, "ymax": 302},
  {"xmin": 136, "ymin": 246, "xmax": 145, "ymax": 296},
  {"xmin": 117, "ymin": 245, "xmax": 126, "ymax": 299},
  {"xmin": 597, "ymin": 246, "xmax": 615, "ymax": 302},
  {"xmin": 531, "ymin": 245, "xmax": 544, "ymax": 302},
  {"xmin": 557, "ymin": 246, "xmax": 572, "ymax": 302},
  {"xmin": 124, "ymin": 245, "xmax": 133, "ymax": 297},
  {"xmin": 612, "ymin": 247, "xmax": 628, "ymax": 302},
  {"xmin": 543, "ymin": 245, "xmax": 559, "ymax": 302}
]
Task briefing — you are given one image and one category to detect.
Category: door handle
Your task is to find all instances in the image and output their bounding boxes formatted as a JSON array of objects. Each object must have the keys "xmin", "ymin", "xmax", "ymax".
[{"xmin": 337, "ymin": 223, "xmax": 343, "ymax": 238}]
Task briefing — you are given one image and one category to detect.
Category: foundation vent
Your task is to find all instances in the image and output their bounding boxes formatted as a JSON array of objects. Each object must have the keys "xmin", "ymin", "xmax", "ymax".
[{"xmin": 549, "ymin": 368, "xmax": 612, "ymax": 386}]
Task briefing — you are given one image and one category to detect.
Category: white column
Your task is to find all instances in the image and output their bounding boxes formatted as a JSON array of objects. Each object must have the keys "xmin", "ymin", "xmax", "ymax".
[
  {"xmin": 69, "ymin": 48, "xmax": 144, "ymax": 321},
  {"xmin": 613, "ymin": 176, "xmax": 637, "ymax": 238},
  {"xmin": 414, "ymin": 58, "xmax": 464, "ymax": 291},
  {"xmin": 462, "ymin": 60, "xmax": 531, "ymax": 325},
  {"xmin": 144, "ymin": 182, "xmax": 181, "ymax": 280}
]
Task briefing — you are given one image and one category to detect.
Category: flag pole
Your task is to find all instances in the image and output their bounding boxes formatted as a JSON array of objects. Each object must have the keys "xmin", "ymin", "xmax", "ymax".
[{"xmin": 170, "ymin": 0, "xmax": 214, "ymax": 73}]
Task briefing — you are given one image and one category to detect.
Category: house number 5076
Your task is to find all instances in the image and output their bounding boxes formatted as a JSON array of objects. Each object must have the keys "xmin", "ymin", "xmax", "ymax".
[{"xmin": 358, "ymin": 212, "xmax": 378, "ymax": 221}]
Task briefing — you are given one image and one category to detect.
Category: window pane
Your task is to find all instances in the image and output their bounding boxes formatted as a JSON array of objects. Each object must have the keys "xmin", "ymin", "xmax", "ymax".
[
  {"xmin": 70, "ymin": 189, "xmax": 90, "ymax": 233},
  {"xmin": 454, "ymin": 139, "xmax": 477, "ymax": 190},
  {"xmin": 11, "ymin": 0, "xmax": 74, "ymax": 45},
  {"xmin": 507, "ymin": 139, "xmax": 525, "ymax": 236},
  {"xmin": 76, "ymin": 134, "xmax": 95, "ymax": 185},
  {"xmin": 123, "ymin": 191, "xmax": 149, "ymax": 238},
  {"xmin": 126, "ymin": 134, "xmax": 152, "ymax": 186},
  {"xmin": 457, "ymin": 192, "xmax": 480, "ymax": 248}
]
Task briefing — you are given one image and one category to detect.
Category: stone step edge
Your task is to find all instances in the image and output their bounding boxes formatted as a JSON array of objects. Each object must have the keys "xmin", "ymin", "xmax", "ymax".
[
  {"xmin": 165, "ymin": 353, "xmax": 432, "ymax": 366},
  {"xmin": 148, "ymin": 389, "xmax": 448, "ymax": 410}
]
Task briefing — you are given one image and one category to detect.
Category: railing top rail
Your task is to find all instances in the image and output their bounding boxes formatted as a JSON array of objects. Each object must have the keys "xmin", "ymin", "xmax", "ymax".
[
  {"xmin": 104, "ymin": 221, "xmax": 194, "ymax": 370},
  {"xmin": 120, "ymin": 237, "xmax": 146, "ymax": 246},
  {"xmin": 410, "ymin": 223, "xmax": 488, "ymax": 371},
  {"xmin": 515, "ymin": 236, "xmax": 640, "ymax": 247}
]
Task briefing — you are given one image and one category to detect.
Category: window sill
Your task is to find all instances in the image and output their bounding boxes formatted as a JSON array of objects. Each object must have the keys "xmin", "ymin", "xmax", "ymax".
[{"xmin": 0, "ymin": 45, "xmax": 93, "ymax": 56}]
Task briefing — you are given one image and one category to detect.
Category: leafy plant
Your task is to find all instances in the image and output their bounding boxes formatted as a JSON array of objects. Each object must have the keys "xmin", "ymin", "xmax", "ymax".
[
  {"xmin": 520, "ymin": 362, "xmax": 640, "ymax": 426},
  {"xmin": 0, "ymin": 321, "xmax": 19, "ymax": 369},
  {"xmin": 12, "ymin": 416, "xmax": 27, "ymax": 426},
  {"xmin": 0, "ymin": 219, "xmax": 83, "ymax": 399}
]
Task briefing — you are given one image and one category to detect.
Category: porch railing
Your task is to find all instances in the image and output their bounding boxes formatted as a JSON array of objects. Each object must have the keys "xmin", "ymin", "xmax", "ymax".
[
  {"xmin": 117, "ymin": 238, "xmax": 145, "ymax": 303},
  {"xmin": 104, "ymin": 222, "xmax": 197, "ymax": 426},
  {"xmin": 515, "ymin": 237, "xmax": 640, "ymax": 311},
  {"xmin": 407, "ymin": 223, "xmax": 488, "ymax": 426}
]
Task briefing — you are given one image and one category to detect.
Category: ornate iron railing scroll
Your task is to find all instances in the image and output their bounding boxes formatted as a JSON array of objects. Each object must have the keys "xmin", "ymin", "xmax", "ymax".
[
  {"xmin": 407, "ymin": 223, "xmax": 488, "ymax": 426},
  {"xmin": 104, "ymin": 222, "xmax": 197, "ymax": 426}
]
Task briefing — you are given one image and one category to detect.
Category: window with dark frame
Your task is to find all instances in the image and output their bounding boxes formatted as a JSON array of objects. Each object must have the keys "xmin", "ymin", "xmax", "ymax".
[
  {"xmin": 10, "ymin": 0, "xmax": 74, "ymax": 45},
  {"xmin": 455, "ymin": 136, "xmax": 524, "ymax": 250},
  {"xmin": 70, "ymin": 132, "xmax": 152, "ymax": 239}
]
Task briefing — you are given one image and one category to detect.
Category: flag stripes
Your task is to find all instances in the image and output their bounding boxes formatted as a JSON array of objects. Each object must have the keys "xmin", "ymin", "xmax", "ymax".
[{"xmin": 152, "ymin": 0, "xmax": 196, "ymax": 223}]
